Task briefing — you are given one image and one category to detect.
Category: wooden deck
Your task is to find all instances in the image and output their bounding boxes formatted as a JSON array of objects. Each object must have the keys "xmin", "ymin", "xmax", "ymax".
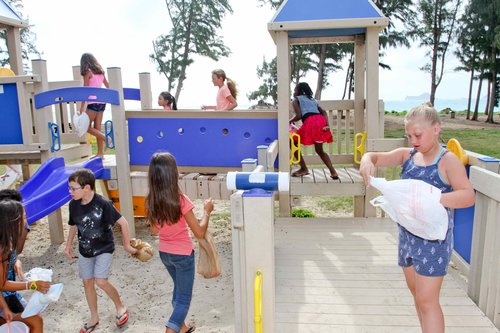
[
  {"xmin": 290, "ymin": 167, "xmax": 365, "ymax": 196},
  {"xmin": 274, "ymin": 217, "xmax": 499, "ymax": 332},
  {"xmin": 0, "ymin": 143, "xmax": 91, "ymax": 165}
]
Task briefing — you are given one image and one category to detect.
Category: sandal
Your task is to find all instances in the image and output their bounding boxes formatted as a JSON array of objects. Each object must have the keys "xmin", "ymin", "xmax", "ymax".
[
  {"xmin": 116, "ymin": 307, "xmax": 129, "ymax": 327},
  {"xmin": 330, "ymin": 174, "xmax": 339, "ymax": 180},
  {"xmin": 291, "ymin": 170, "xmax": 309, "ymax": 177},
  {"xmin": 80, "ymin": 321, "xmax": 99, "ymax": 333}
]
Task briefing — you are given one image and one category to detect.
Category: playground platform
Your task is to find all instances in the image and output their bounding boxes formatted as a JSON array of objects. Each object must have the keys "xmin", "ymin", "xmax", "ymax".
[
  {"xmin": 290, "ymin": 167, "xmax": 364, "ymax": 196},
  {"xmin": 0, "ymin": 143, "xmax": 91, "ymax": 165},
  {"xmin": 273, "ymin": 217, "xmax": 499, "ymax": 332}
]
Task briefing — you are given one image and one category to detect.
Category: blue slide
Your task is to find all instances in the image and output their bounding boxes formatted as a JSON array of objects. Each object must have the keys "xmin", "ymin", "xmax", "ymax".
[{"xmin": 19, "ymin": 157, "xmax": 104, "ymax": 225}]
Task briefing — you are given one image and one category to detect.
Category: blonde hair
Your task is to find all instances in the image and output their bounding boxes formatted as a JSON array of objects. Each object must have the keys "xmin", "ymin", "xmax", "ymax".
[
  {"xmin": 212, "ymin": 69, "xmax": 238, "ymax": 99},
  {"xmin": 404, "ymin": 101, "xmax": 441, "ymax": 126}
]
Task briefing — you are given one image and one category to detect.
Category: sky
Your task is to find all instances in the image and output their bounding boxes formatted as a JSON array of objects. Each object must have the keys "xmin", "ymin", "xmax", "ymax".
[{"xmin": 19, "ymin": 0, "xmax": 473, "ymax": 109}]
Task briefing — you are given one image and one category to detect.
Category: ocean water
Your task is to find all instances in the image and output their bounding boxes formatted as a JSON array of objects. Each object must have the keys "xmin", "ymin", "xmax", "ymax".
[
  {"xmin": 100, "ymin": 98, "xmax": 497, "ymax": 122},
  {"xmin": 384, "ymin": 98, "xmax": 498, "ymax": 113}
]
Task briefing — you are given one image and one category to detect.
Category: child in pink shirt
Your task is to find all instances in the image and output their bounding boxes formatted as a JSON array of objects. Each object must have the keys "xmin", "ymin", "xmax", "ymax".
[
  {"xmin": 146, "ymin": 152, "xmax": 214, "ymax": 333},
  {"xmin": 158, "ymin": 91, "xmax": 177, "ymax": 110},
  {"xmin": 201, "ymin": 69, "xmax": 238, "ymax": 110},
  {"xmin": 79, "ymin": 53, "xmax": 110, "ymax": 157}
]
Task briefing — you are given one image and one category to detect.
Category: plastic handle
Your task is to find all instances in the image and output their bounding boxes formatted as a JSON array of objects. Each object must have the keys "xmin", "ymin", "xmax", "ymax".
[
  {"xmin": 354, "ymin": 131, "xmax": 366, "ymax": 165},
  {"xmin": 254, "ymin": 269, "xmax": 263, "ymax": 333},
  {"xmin": 289, "ymin": 132, "xmax": 301, "ymax": 165},
  {"xmin": 446, "ymin": 138, "xmax": 468, "ymax": 165},
  {"xmin": 104, "ymin": 120, "xmax": 115, "ymax": 149}
]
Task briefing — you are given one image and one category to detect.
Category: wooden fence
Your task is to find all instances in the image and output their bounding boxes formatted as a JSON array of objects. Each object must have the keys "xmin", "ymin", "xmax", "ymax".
[{"xmin": 468, "ymin": 166, "xmax": 500, "ymax": 328}]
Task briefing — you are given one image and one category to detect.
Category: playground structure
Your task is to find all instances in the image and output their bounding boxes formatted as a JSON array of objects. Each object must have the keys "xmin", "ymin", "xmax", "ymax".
[{"xmin": 2, "ymin": 0, "xmax": 500, "ymax": 330}]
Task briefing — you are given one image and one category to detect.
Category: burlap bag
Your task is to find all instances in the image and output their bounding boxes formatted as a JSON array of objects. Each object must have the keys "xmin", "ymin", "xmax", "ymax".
[{"xmin": 197, "ymin": 230, "xmax": 221, "ymax": 279}]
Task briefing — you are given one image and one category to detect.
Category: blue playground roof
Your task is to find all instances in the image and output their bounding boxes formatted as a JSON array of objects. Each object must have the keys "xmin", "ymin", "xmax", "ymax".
[
  {"xmin": 0, "ymin": 0, "xmax": 26, "ymax": 28},
  {"xmin": 268, "ymin": 0, "xmax": 388, "ymax": 38}
]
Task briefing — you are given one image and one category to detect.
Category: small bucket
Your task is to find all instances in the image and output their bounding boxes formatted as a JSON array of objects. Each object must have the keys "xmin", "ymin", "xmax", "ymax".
[{"xmin": 0, "ymin": 322, "xmax": 30, "ymax": 333}]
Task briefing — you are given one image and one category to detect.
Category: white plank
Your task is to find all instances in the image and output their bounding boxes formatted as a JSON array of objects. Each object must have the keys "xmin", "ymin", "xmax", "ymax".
[
  {"xmin": 276, "ymin": 302, "xmax": 485, "ymax": 316},
  {"xmin": 275, "ymin": 324, "xmax": 497, "ymax": 333},
  {"xmin": 312, "ymin": 168, "xmax": 327, "ymax": 183}
]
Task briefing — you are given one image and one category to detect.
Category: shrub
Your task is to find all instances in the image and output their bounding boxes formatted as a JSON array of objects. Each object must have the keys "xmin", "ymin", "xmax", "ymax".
[{"xmin": 292, "ymin": 208, "xmax": 315, "ymax": 218}]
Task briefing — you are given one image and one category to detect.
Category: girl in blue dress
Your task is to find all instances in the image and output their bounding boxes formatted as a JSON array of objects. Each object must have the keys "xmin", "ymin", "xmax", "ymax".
[{"xmin": 359, "ymin": 102, "xmax": 475, "ymax": 333}]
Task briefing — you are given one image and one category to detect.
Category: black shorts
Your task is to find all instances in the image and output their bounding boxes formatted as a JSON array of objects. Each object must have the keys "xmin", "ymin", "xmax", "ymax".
[{"xmin": 87, "ymin": 103, "xmax": 106, "ymax": 112}]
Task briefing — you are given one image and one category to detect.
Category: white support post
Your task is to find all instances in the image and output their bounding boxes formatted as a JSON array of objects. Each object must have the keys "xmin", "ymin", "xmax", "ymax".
[
  {"xmin": 6, "ymin": 27, "xmax": 24, "ymax": 75},
  {"xmin": 231, "ymin": 189, "xmax": 275, "ymax": 333},
  {"xmin": 241, "ymin": 158, "xmax": 258, "ymax": 172},
  {"xmin": 32, "ymin": 59, "xmax": 65, "ymax": 244},
  {"xmin": 365, "ymin": 27, "xmax": 381, "ymax": 141},
  {"xmin": 364, "ymin": 27, "xmax": 380, "ymax": 217},
  {"xmin": 231, "ymin": 191, "xmax": 246, "ymax": 332},
  {"xmin": 31, "ymin": 60, "xmax": 51, "ymax": 150},
  {"xmin": 275, "ymin": 31, "xmax": 291, "ymax": 216},
  {"xmin": 353, "ymin": 35, "xmax": 365, "ymax": 137},
  {"xmin": 72, "ymin": 66, "xmax": 82, "ymax": 84},
  {"xmin": 257, "ymin": 145, "xmax": 268, "ymax": 171},
  {"xmin": 107, "ymin": 67, "xmax": 136, "ymax": 237},
  {"xmin": 139, "ymin": 72, "xmax": 152, "ymax": 110}
]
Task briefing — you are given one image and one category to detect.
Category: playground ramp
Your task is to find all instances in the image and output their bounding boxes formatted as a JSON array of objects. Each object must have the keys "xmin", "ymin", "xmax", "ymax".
[{"xmin": 19, "ymin": 157, "xmax": 104, "ymax": 225}]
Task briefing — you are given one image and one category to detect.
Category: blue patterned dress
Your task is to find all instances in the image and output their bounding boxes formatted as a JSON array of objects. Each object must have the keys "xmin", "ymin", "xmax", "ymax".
[{"xmin": 398, "ymin": 148, "xmax": 453, "ymax": 276}]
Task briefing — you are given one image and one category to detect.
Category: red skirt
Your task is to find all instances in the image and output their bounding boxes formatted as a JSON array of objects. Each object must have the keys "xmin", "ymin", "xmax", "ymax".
[{"xmin": 295, "ymin": 114, "xmax": 333, "ymax": 145}]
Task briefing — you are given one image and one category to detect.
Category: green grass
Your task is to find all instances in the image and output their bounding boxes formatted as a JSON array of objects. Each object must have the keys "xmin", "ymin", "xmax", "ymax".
[
  {"xmin": 318, "ymin": 196, "xmax": 353, "ymax": 212},
  {"xmin": 385, "ymin": 128, "xmax": 500, "ymax": 159}
]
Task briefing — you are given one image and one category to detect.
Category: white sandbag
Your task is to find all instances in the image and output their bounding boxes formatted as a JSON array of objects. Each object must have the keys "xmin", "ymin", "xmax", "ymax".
[
  {"xmin": 21, "ymin": 283, "xmax": 64, "ymax": 318},
  {"xmin": 369, "ymin": 176, "xmax": 449, "ymax": 240},
  {"xmin": 72, "ymin": 111, "xmax": 90, "ymax": 137},
  {"xmin": 21, "ymin": 268, "xmax": 64, "ymax": 318}
]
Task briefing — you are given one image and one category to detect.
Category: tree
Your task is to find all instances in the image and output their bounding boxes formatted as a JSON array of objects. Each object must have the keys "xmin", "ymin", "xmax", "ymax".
[
  {"xmin": 0, "ymin": 0, "xmax": 41, "ymax": 71},
  {"xmin": 252, "ymin": 0, "xmax": 350, "ymax": 102},
  {"xmin": 254, "ymin": 0, "xmax": 415, "ymax": 103},
  {"xmin": 461, "ymin": 0, "xmax": 500, "ymax": 123},
  {"xmin": 484, "ymin": 0, "xmax": 500, "ymax": 123},
  {"xmin": 455, "ymin": 4, "xmax": 484, "ymax": 119},
  {"xmin": 150, "ymin": 0, "xmax": 233, "ymax": 103},
  {"xmin": 247, "ymin": 57, "xmax": 278, "ymax": 105},
  {"xmin": 409, "ymin": 0, "xmax": 461, "ymax": 105}
]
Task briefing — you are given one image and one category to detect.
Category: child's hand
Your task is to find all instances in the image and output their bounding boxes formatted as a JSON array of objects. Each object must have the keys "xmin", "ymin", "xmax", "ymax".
[
  {"xmin": 359, "ymin": 159, "xmax": 375, "ymax": 188},
  {"xmin": 125, "ymin": 244, "xmax": 138, "ymax": 256},
  {"xmin": 65, "ymin": 246, "xmax": 76, "ymax": 260},
  {"xmin": 129, "ymin": 238, "xmax": 153, "ymax": 262},
  {"xmin": 31, "ymin": 280, "xmax": 51, "ymax": 294},
  {"xmin": 322, "ymin": 126, "xmax": 330, "ymax": 132},
  {"xmin": 1, "ymin": 306, "xmax": 13, "ymax": 323},
  {"xmin": 14, "ymin": 258, "xmax": 25, "ymax": 280},
  {"xmin": 203, "ymin": 198, "xmax": 215, "ymax": 215}
]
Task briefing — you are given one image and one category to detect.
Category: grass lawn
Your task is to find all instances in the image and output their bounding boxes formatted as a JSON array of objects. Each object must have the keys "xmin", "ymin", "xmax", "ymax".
[{"xmin": 384, "ymin": 128, "xmax": 500, "ymax": 159}]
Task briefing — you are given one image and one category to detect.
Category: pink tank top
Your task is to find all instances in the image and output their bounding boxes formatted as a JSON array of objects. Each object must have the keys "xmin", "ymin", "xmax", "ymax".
[
  {"xmin": 87, "ymin": 72, "xmax": 105, "ymax": 104},
  {"xmin": 87, "ymin": 72, "xmax": 105, "ymax": 88}
]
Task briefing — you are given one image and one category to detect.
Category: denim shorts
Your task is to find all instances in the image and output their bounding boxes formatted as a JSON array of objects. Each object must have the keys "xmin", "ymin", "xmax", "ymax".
[
  {"xmin": 78, "ymin": 252, "xmax": 113, "ymax": 280},
  {"xmin": 87, "ymin": 103, "xmax": 106, "ymax": 112},
  {"xmin": 398, "ymin": 225, "xmax": 453, "ymax": 277}
]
